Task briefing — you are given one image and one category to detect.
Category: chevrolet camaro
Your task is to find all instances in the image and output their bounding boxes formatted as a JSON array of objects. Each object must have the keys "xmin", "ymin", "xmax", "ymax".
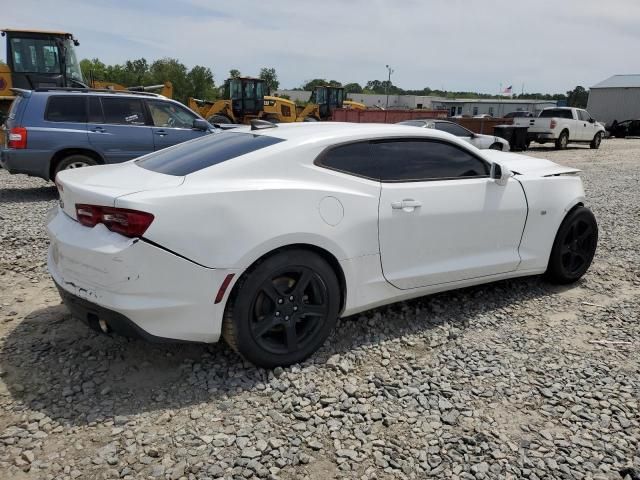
[{"xmin": 48, "ymin": 122, "xmax": 598, "ymax": 367}]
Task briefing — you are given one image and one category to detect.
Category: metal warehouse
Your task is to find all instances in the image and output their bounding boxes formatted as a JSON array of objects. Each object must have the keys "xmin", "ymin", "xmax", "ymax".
[
  {"xmin": 432, "ymin": 99, "xmax": 556, "ymax": 118},
  {"xmin": 587, "ymin": 74, "xmax": 640, "ymax": 126}
]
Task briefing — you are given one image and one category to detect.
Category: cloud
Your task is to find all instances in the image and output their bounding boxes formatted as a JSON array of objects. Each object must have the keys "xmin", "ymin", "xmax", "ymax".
[{"xmin": 2, "ymin": 0, "xmax": 633, "ymax": 93}]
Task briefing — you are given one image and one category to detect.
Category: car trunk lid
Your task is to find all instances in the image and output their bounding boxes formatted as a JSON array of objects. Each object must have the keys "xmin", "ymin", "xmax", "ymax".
[{"xmin": 55, "ymin": 162, "xmax": 184, "ymax": 220}]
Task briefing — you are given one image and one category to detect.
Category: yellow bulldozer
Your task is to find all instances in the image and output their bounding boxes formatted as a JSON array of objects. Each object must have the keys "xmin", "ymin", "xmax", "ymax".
[{"xmin": 0, "ymin": 28, "xmax": 172, "ymax": 128}]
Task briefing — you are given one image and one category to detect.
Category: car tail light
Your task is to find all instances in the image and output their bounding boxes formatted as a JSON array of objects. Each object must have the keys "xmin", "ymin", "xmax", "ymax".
[
  {"xmin": 8, "ymin": 127, "xmax": 27, "ymax": 149},
  {"xmin": 75, "ymin": 204, "xmax": 154, "ymax": 238},
  {"xmin": 550, "ymin": 119, "xmax": 557, "ymax": 129}
]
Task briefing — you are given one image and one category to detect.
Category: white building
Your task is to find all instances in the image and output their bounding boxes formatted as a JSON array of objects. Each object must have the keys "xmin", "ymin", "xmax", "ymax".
[
  {"xmin": 587, "ymin": 74, "xmax": 640, "ymax": 125},
  {"xmin": 274, "ymin": 90, "xmax": 556, "ymax": 116}
]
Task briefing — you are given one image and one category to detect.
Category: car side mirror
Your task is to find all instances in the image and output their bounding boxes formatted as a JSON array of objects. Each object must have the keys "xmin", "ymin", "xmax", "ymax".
[
  {"xmin": 490, "ymin": 163, "xmax": 511, "ymax": 186},
  {"xmin": 588, "ymin": 118, "xmax": 595, "ymax": 123},
  {"xmin": 193, "ymin": 118, "xmax": 210, "ymax": 131}
]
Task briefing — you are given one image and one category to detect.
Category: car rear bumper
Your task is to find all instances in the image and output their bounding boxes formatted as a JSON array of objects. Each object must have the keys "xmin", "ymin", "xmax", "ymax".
[
  {"xmin": 47, "ymin": 207, "xmax": 238, "ymax": 343},
  {"xmin": 0, "ymin": 148, "xmax": 52, "ymax": 180}
]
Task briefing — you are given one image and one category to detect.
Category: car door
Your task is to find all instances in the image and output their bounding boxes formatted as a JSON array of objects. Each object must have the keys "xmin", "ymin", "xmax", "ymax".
[
  {"xmin": 87, "ymin": 96, "xmax": 154, "ymax": 164},
  {"xmin": 146, "ymin": 99, "xmax": 209, "ymax": 151},
  {"xmin": 376, "ymin": 139, "xmax": 527, "ymax": 289}
]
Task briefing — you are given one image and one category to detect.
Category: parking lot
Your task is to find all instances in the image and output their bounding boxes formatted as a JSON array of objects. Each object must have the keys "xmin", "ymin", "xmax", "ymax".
[{"xmin": 0, "ymin": 140, "xmax": 638, "ymax": 479}]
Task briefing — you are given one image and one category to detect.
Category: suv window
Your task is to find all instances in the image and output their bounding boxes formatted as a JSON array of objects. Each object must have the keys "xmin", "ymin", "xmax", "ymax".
[
  {"xmin": 45, "ymin": 96, "xmax": 87, "ymax": 123},
  {"xmin": 316, "ymin": 142, "xmax": 375, "ymax": 178},
  {"xmin": 374, "ymin": 139, "xmax": 489, "ymax": 182},
  {"xmin": 88, "ymin": 96, "xmax": 104, "ymax": 123},
  {"xmin": 136, "ymin": 132, "xmax": 285, "ymax": 176},
  {"xmin": 435, "ymin": 122, "xmax": 471, "ymax": 137},
  {"xmin": 101, "ymin": 97, "xmax": 147, "ymax": 125},
  {"xmin": 7, "ymin": 95, "xmax": 25, "ymax": 121},
  {"xmin": 147, "ymin": 100, "xmax": 198, "ymax": 129},
  {"xmin": 577, "ymin": 110, "xmax": 592, "ymax": 122}
]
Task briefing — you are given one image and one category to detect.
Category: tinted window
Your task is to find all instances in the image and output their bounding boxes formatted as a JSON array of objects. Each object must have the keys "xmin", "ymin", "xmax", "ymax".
[
  {"xmin": 540, "ymin": 109, "xmax": 573, "ymax": 119},
  {"xmin": 7, "ymin": 95, "xmax": 24, "ymax": 120},
  {"xmin": 88, "ymin": 97, "xmax": 104, "ymax": 123},
  {"xmin": 374, "ymin": 140, "xmax": 489, "ymax": 182},
  {"xmin": 317, "ymin": 142, "xmax": 375, "ymax": 178},
  {"xmin": 136, "ymin": 132, "xmax": 285, "ymax": 176},
  {"xmin": 435, "ymin": 122, "xmax": 471, "ymax": 137},
  {"xmin": 102, "ymin": 98, "xmax": 147, "ymax": 125},
  {"xmin": 577, "ymin": 110, "xmax": 592, "ymax": 121},
  {"xmin": 10, "ymin": 37, "xmax": 60, "ymax": 74},
  {"xmin": 45, "ymin": 96, "xmax": 87, "ymax": 123}
]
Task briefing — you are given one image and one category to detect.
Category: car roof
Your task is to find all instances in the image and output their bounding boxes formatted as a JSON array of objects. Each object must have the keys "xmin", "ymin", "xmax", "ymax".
[
  {"xmin": 24, "ymin": 88, "xmax": 168, "ymax": 101},
  {"xmin": 245, "ymin": 121, "xmax": 460, "ymax": 143}
]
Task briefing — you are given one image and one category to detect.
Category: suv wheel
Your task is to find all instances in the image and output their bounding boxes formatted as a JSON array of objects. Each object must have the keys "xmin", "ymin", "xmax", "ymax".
[{"xmin": 54, "ymin": 154, "xmax": 98, "ymax": 178}]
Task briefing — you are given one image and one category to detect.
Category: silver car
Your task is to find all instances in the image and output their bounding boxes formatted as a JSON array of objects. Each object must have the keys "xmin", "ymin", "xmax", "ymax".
[{"xmin": 396, "ymin": 119, "xmax": 510, "ymax": 151}]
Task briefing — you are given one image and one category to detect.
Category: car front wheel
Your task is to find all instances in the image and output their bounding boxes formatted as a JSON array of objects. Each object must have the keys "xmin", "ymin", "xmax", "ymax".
[
  {"xmin": 222, "ymin": 249, "xmax": 340, "ymax": 367},
  {"xmin": 590, "ymin": 132, "xmax": 602, "ymax": 149},
  {"xmin": 545, "ymin": 206, "xmax": 598, "ymax": 284}
]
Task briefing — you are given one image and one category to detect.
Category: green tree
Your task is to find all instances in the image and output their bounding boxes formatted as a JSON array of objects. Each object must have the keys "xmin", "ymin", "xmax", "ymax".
[
  {"xmin": 302, "ymin": 78, "xmax": 328, "ymax": 90},
  {"xmin": 259, "ymin": 67, "xmax": 279, "ymax": 93},
  {"xmin": 229, "ymin": 69, "xmax": 241, "ymax": 79},
  {"xmin": 188, "ymin": 65, "xmax": 216, "ymax": 100},
  {"xmin": 343, "ymin": 82, "xmax": 363, "ymax": 94},
  {"xmin": 80, "ymin": 58, "xmax": 107, "ymax": 83},
  {"xmin": 566, "ymin": 86, "xmax": 588, "ymax": 108},
  {"xmin": 149, "ymin": 58, "xmax": 189, "ymax": 103}
]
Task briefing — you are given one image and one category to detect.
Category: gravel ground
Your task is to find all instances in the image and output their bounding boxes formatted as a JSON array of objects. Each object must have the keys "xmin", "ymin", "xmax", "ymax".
[{"xmin": 0, "ymin": 139, "xmax": 638, "ymax": 480}]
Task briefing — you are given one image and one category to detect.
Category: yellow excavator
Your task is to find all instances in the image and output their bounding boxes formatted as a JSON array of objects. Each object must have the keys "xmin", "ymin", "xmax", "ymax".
[
  {"xmin": 262, "ymin": 85, "xmax": 365, "ymax": 123},
  {"xmin": 0, "ymin": 28, "xmax": 172, "ymax": 127}
]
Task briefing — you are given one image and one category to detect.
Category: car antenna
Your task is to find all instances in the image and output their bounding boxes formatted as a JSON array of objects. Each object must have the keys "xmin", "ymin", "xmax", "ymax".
[{"xmin": 250, "ymin": 119, "xmax": 278, "ymax": 131}]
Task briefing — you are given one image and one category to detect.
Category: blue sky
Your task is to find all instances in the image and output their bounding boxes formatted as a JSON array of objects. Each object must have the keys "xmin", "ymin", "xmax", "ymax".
[{"xmin": 3, "ymin": 0, "xmax": 637, "ymax": 93}]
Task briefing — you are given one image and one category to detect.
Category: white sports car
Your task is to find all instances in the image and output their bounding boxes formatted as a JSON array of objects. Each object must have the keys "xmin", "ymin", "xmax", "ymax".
[
  {"xmin": 48, "ymin": 122, "xmax": 597, "ymax": 367},
  {"xmin": 396, "ymin": 119, "xmax": 511, "ymax": 151}
]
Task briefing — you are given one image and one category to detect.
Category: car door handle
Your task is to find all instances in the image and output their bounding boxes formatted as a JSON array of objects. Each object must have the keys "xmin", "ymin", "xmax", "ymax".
[
  {"xmin": 90, "ymin": 127, "xmax": 105, "ymax": 133},
  {"xmin": 391, "ymin": 199, "xmax": 422, "ymax": 210},
  {"xmin": 155, "ymin": 130, "xmax": 167, "ymax": 137}
]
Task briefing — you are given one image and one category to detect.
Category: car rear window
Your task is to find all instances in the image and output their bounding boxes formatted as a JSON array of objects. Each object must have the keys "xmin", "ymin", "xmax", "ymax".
[
  {"xmin": 7, "ymin": 95, "xmax": 25, "ymax": 120},
  {"xmin": 539, "ymin": 109, "xmax": 573, "ymax": 119},
  {"xmin": 136, "ymin": 132, "xmax": 285, "ymax": 176},
  {"xmin": 45, "ymin": 96, "xmax": 87, "ymax": 123}
]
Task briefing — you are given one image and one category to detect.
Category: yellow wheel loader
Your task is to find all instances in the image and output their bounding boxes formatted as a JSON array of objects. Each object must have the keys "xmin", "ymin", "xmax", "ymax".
[
  {"xmin": 188, "ymin": 77, "xmax": 265, "ymax": 124},
  {"xmin": 262, "ymin": 85, "xmax": 364, "ymax": 123}
]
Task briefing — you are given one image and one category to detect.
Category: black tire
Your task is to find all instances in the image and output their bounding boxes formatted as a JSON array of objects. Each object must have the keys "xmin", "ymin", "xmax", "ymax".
[
  {"xmin": 207, "ymin": 114, "xmax": 232, "ymax": 124},
  {"xmin": 303, "ymin": 116, "xmax": 318, "ymax": 122},
  {"xmin": 54, "ymin": 154, "xmax": 98, "ymax": 178},
  {"xmin": 555, "ymin": 130, "xmax": 569, "ymax": 150},
  {"xmin": 545, "ymin": 206, "xmax": 598, "ymax": 284},
  {"xmin": 489, "ymin": 143, "xmax": 503, "ymax": 151},
  {"xmin": 590, "ymin": 132, "xmax": 602, "ymax": 149},
  {"xmin": 222, "ymin": 249, "xmax": 340, "ymax": 368}
]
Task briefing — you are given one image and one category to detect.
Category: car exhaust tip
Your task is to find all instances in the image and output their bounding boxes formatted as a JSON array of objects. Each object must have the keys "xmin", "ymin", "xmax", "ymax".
[{"xmin": 98, "ymin": 318, "xmax": 110, "ymax": 333}]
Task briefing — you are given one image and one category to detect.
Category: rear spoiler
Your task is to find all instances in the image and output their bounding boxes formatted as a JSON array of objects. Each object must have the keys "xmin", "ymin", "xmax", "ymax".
[{"xmin": 9, "ymin": 88, "xmax": 32, "ymax": 97}]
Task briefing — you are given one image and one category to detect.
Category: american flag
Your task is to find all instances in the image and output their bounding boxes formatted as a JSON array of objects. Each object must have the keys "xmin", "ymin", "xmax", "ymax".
[{"xmin": 502, "ymin": 85, "xmax": 513, "ymax": 94}]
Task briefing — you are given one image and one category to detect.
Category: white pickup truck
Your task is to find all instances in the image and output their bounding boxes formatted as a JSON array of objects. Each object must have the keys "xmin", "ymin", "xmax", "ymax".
[{"xmin": 514, "ymin": 107, "xmax": 605, "ymax": 150}]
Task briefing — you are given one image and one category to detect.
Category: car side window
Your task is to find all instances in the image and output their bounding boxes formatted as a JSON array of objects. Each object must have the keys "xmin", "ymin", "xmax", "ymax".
[
  {"xmin": 147, "ymin": 100, "xmax": 198, "ymax": 129},
  {"xmin": 435, "ymin": 122, "xmax": 471, "ymax": 137},
  {"xmin": 101, "ymin": 97, "xmax": 148, "ymax": 125},
  {"xmin": 316, "ymin": 142, "xmax": 376, "ymax": 179},
  {"xmin": 88, "ymin": 97, "xmax": 104, "ymax": 123},
  {"xmin": 373, "ymin": 139, "xmax": 489, "ymax": 182},
  {"xmin": 45, "ymin": 96, "xmax": 87, "ymax": 123}
]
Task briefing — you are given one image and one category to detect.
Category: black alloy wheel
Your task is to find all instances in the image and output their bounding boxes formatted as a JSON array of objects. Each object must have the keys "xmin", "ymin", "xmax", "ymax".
[
  {"xmin": 546, "ymin": 206, "xmax": 598, "ymax": 284},
  {"xmin": 222, "ymin": 250, "xmax": 340, "ymax": 367}
]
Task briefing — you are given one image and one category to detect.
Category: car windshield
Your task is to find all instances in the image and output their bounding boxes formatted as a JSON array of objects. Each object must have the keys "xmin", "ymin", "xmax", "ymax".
[
  {"xmin": 540, "ymin": 109, "xmax": 573, "ymax": 119},
  {"xmin": 136, "ymin": 132, "xmax": 285, "ymax": 176}
]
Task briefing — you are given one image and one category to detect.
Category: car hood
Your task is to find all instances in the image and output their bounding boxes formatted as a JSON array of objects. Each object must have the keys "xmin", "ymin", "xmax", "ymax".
[{"xmin": 482, "ymin": 151, "xmax": 580, "ymax": 176}]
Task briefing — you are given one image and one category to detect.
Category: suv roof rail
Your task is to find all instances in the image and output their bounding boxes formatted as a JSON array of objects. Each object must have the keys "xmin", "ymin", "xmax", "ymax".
[{"xmin": 32, "ymin": 87, "xmax": 163, "ymax": 97}]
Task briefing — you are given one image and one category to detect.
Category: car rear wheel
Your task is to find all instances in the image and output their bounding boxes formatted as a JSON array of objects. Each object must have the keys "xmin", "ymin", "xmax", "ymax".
[
  {"xmin": 545, "ymin": 206, "xmax": 598, "ymax": 284},
  {"xmin": 54, "ymin": 154, "xmax": 98, "ymax": 178},
  {"xmin": 222, "ymin": 249, "xmax": 340, "ymax": 367},
  {"xmin": 555, "ymin": 130, "xmax": 569, "ymax": 150},
  {"xmin": 590, "ymin": 132, "xmax": 602, "ymax": 149},
  {"xmin": 207, "ymin": 114, "xmax": 232, "ymax": 124}
]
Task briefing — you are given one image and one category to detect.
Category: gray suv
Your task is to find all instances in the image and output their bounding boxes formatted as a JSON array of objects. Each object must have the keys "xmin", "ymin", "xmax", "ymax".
[{"xmin": 1, "ymin": 88, "xmax": 216, "ymax": 181}]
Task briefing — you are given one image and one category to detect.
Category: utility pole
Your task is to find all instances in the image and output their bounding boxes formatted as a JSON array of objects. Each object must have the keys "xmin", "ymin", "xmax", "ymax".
[{"xmin": 385, "ymin": 64, "xmax": 394, "ymax": 109}]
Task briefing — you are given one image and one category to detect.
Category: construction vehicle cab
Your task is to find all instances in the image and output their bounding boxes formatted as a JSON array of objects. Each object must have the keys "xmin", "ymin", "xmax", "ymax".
[
  {"xmin": 310, "ymin": 86, "xmax": 344, "ymax": 119},
  {"xmin": 2, "ymin": 29, "xmax": 85, "ymax": 91},
  {"xmin": 189, "ymin": 77, "xmax": 265, "ymax": 124}
]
